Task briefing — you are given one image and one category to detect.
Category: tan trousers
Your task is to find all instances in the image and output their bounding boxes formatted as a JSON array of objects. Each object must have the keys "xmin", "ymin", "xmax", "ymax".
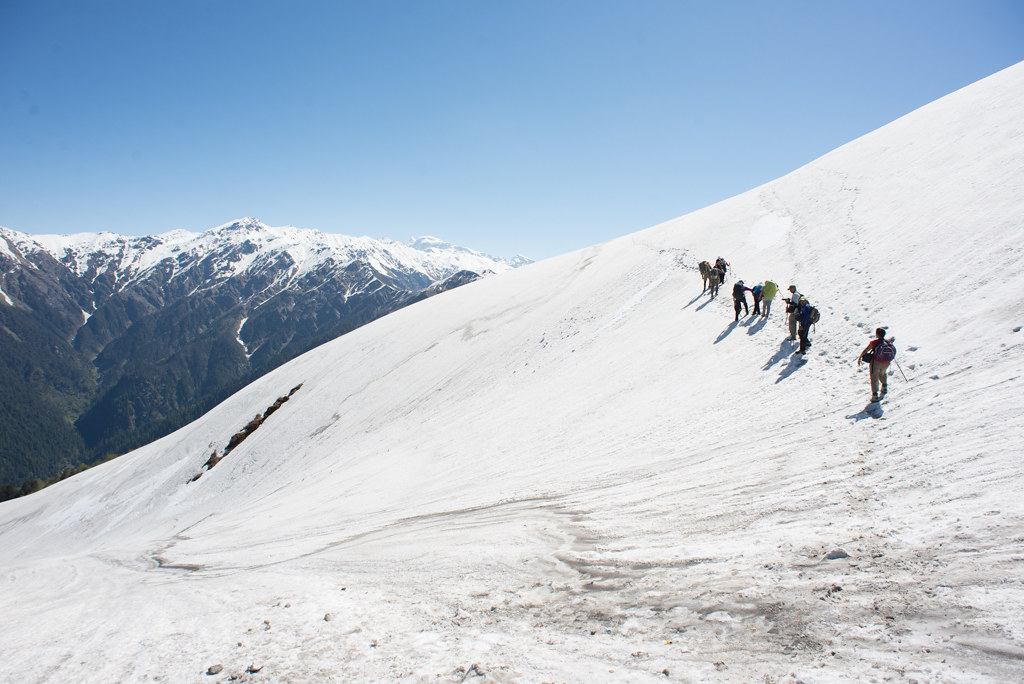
[{"xmin": 870, "ymin": 361, "xmax": 889, "ymax": 397}]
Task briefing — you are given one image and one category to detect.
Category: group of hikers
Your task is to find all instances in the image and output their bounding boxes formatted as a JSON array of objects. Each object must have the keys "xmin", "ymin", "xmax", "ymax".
[{"xmin": 698, "ymin": 257, "xmax": 897, "ymax": 403}]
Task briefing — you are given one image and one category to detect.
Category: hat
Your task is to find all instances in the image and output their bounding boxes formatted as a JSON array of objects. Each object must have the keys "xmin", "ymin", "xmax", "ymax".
[
  {"xmin": 788, "ymin": 285, "xmax": 796, "ymax": 292},
  {"xmin": 799, "ymin": 296, "xmax": 807, "ymax": 302}
]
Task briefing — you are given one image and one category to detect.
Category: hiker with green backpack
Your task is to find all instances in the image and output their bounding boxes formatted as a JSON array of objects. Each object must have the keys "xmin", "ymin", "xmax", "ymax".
[
  {"xmin": 761, "ymin": 280, "xmax": 778, "ymax": 318},
  {"xmin": 708, "ymin": 266, "xmax": 722, "ymax": 298}
]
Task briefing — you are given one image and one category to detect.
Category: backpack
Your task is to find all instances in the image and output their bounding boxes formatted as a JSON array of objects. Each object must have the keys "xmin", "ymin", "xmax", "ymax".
[
  {"xmin": 874, "ymin": 339, "xmax": 896, "ymax": 363},
  {"xmin": 762, "ymin": 281, "xmax": 778, "ymax": 299},
  {"xmin": 807, "ymin": 306, "xmax": 820, "ymax": 325}
]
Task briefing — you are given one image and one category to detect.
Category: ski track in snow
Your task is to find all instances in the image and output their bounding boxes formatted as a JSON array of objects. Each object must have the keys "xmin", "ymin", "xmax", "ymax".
[{"xmin": 2, "ymin": 64, "xmax": 1024, "ymax": 683}]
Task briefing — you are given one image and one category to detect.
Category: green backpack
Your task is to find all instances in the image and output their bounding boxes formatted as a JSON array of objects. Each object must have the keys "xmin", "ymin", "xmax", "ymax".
[{"xmin": 762, "ymin": 280, "xmax": 778, "ymax": 300}]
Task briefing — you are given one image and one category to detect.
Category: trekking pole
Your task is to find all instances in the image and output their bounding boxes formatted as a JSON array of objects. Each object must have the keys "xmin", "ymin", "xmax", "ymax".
[{"xmin": 893, "ymin": 359, "xmax": 909, "ymax": 383}]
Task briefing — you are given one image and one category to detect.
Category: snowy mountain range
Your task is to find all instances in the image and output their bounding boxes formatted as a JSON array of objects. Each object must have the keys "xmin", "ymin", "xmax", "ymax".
[
  {"xmin": 1, "ymin": 62, "xmax": 1023, "ymax": 682},
  {"xmin": 0, "ymin": 219, "xmax": 528, "ymax": 490}
]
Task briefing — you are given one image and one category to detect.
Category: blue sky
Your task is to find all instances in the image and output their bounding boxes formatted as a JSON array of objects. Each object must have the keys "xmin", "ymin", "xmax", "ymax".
[{"xmin": 2, "ymin": 1, "xmax": 1022, "ymax": 261}]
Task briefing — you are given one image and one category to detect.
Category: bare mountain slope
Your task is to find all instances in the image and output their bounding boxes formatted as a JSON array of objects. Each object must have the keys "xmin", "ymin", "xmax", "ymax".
[{"xmin": 0, "ymin": 219, "xmax": 526, "ymax": 490}]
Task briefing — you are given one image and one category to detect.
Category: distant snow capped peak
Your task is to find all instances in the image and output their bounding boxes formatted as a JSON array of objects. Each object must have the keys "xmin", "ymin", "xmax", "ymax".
[
  {"xmin": 405, "ymin": 234, "xmax": 532, "ymax": 269},
  {"xmin": 407, "ymin": 236, "xmax": 452, "ymax": 250},
  {"xmin": 215, "ymin": 217, "xmax": 268, "ymax": 232},
  {"xmin": 1, "ymin": 219, "xmax": 531, "ymax": 288}
]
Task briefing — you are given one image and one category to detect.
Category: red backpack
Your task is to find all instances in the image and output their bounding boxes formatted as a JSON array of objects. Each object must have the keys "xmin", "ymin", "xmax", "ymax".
[{"xmin": 874, "ymin": 339, "xmax": 897, "ymax": 363}]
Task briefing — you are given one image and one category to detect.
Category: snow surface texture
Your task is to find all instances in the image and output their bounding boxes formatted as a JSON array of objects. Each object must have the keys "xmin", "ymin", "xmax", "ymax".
[{"xmin": 1, "ymin": 63, "xmax": 1023, "ymax": 683}]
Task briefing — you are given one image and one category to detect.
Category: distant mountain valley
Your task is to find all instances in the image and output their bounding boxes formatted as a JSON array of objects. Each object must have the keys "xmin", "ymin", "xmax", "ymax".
[{"xmin": 0, "ymin": 218, "xmax": 528, "ymax": 497}]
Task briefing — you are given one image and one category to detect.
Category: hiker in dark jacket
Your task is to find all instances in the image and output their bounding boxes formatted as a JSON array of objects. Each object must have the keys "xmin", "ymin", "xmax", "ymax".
[
  {"xmin": 732, "ymin": 280, "xmax": 749, "ymax": 321},
  {"xmin": 797, "ymin": 297, "xmax": 812, "ymax": 354},
  {"xmin": 751, "ymin": 283, "xmax": 763, "ymax": 316}
]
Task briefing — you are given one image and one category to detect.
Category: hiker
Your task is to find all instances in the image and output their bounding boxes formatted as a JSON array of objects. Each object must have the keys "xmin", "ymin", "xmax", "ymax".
[
  {"xmin": 786, "ymin": 285, "xmax": 801, "ymax": 340},
  {"xmin": 858, "ymin": 328, "xmax": 896, "ymax": 402},
  {"xmin": 709, "ymin": 266, "xmax": 722, "ymax": 298},
  {"xmin": 797, "ymin": 297, "xmax": 813, "ymax": 354},
  {"xmin": 715, "ymin": 257, "xmax": 729, "ymax": 282},
  {"xmin": 699, "ymin": 261, "xmax": 712, "ymax": 292},
  {"xmin": 762, "ymin": 280, "xmax": 778, "ymax": 318},
  {"xmin": 732, "ymin": 280, "xmax": 750, "ymax": 321},
  {"xmin": 751, "ymin": 282, "xmax": 764, "ymax": 316}
]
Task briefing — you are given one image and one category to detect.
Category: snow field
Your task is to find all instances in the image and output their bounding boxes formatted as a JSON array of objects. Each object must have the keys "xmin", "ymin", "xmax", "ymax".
[{"xmin": 1, "ymin": 62, "xmax": 1023, "ymax": 682}]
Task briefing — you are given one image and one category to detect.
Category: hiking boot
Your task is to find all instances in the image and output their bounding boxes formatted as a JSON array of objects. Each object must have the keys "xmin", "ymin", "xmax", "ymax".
[{"xmin": 870, "ymin": 395, "xmax": 879, "ymax": 403}]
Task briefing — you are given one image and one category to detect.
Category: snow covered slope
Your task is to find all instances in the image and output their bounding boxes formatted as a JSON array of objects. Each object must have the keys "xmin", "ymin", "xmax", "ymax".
[{"xmin": 1, "ymin": 63, "xmax": 1023, "ymax": 682}]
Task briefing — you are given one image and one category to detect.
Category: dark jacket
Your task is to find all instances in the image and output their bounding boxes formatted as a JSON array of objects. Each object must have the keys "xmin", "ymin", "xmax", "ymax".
[{"xmin": 798, "ymin": 303, "xmax": 812, "ymax": 328}]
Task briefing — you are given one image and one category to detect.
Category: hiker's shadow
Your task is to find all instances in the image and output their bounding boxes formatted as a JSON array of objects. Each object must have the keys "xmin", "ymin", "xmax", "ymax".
[
  {"xmin": 763, "ymin": 340, "xmax": 793, "ymax": 372},
  {"xmin": 846, "ymin": 404, "xmax": 884, "ymax": 421},
  {"xmin": 774, "ymin": 356, "xmax": 806, "ymax": 382},
  {"xmin": 695, "ymin": 297, "xmax": 716, "ymax": 312},
  {"xmin": 714, "ymin": 321, "xmax": 737, "ymax": 343},
  {"xmin": 746, "ymin": 317, "xmax": 767, "ymax": 335},
  {"xmin": 683, "ymin": 292, "xmax": 706, "ymax": 309}
]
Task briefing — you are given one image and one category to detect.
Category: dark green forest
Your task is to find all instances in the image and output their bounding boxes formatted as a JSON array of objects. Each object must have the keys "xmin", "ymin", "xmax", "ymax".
[
  {"xmin": 0, "ymin": 298, "xmax": 411, "ymax": 502},
  {"xmin": 0, "ymin": 244, "xmax": 471, "ymax": 502},
  {"xmin": 0, "ymin": 305, "xmax": 93, "ymax": 499}
]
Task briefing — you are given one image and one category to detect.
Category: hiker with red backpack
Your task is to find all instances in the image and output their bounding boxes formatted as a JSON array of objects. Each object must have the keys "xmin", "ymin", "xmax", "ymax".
[
  {"xmin": 715, "ymin": 257, "xmax": 729, "ymax": 282},
  {"xmin": 858, "ymin": 328, "xmax": 897, "ymax": 402}
]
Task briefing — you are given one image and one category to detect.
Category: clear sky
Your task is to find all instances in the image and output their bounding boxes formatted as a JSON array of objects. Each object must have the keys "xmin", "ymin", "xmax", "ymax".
[{"xmin": 1, "ymin": 1, "xmax": 1022, "ymax": 261}]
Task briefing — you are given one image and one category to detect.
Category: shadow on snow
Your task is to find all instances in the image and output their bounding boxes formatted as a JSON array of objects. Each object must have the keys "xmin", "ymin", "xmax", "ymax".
[
  {"xmin": 714, "ymin": 321, "xmax": 738, "ymax": 344},
  {"xmin": 746, "ymin": 316, "xmax": 768, "ymax": 335},
  {"xmin": 683, "ymin": 292, "xmax": 707, "ymax": 309},
  {"xmin": 845, "ymin": 403, "xmax": 885, "ymax": 421}
]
